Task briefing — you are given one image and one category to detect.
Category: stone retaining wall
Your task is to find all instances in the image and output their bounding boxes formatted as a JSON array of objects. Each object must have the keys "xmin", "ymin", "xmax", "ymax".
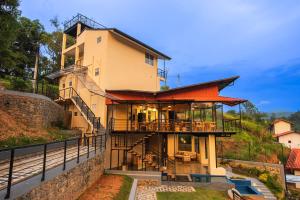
[
  {"xmin": 222, "ymin": 159, "xmax": 286, "ymax": 187},
  {"xmin": 17, "ymin": 154, "xmax": 105, "ymax": 200},
  {"xmin": 0, "ymin": 90, "xmax": 70, "ymax": 128}
]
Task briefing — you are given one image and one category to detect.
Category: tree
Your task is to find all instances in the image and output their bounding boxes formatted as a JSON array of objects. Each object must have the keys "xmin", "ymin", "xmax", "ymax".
[
  {"xmin": 241, "ymin": 101, "xmax": 267, "ymax": 122},
  {"xmin": 43, "ymin": 17, "xmax": 74, "ymax": 74},
  {"xmin": 0, "ymin": 0, "xmax": 20, "ymax": 76},
  {"xmin": 289, "ymin": 111, "xmax": 300, "ymax": 131},
  {"xmin": 11, "ymin": 17, "xmax": 46, "ymax": 78},
  {"xmin": 160, "ymin": 85, "xmax": 170, "ymax": 91}
]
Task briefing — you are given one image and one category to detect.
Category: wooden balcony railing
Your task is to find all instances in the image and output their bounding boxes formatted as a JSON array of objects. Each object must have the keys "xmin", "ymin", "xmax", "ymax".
[{"xmin": 111, "ymin": 118, "xmax": 240, "ymax": 133}]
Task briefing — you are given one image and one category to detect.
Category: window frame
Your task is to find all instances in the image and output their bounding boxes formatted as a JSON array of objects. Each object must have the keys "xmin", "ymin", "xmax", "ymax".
[{"xmin": 145, "ymin": 52, "xmax": 154, "ymax": 66}]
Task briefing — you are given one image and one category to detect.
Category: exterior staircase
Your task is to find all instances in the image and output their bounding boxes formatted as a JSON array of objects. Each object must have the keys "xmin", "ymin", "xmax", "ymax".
[{"xmin": 59, "ymin": 87, "xmax": 101, "ymax": 135}]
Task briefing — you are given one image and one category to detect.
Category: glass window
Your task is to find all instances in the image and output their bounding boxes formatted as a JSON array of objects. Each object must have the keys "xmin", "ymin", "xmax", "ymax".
[
  {"xmin": 95, "ymin": 68, "xmax": 100, "ymax": 76},
  {"xmin": 178, "ymin": 135, "xmax": 192, "ymax": 151},
  {"xmin": 145, "ymin": 52, "xmax": 154, "ymax": 66},
  {"xmin": 97, "ymin": 36, "xmax": 102, "ymax": 44},
  {"xmin": 69, "ymin": 81, "xmax": 72, "ymax": 87}
]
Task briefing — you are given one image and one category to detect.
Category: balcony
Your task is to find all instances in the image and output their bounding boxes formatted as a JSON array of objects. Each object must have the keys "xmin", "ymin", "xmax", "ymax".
[
  {"xmin": 111, "ymin": 118, "xmax": 240, "ymax": 135},
  {"xmin": 158, "ymin": 68, "xmax": 167, "ymax": 80}
]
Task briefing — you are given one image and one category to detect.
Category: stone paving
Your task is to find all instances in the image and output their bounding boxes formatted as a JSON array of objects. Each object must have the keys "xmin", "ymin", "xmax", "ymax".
[{"xmin": 135, "ymin": 180, "xmax": 195, "ymax": 200}]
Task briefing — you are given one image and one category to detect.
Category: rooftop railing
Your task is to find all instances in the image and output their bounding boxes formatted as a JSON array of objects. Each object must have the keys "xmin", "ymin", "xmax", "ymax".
[{"xmin": 64, "ymin": 13, "xmax": 106, "ymax": 31}]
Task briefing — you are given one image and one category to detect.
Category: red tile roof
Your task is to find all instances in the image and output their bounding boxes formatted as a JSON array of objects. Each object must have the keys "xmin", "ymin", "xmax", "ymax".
[
  {"xmin": 106, "ymin": 76, "xmax": 247, "ymax": 106},
  {"xmin": 286, "ymin": 149, "xmax": 300, "ymax": 170},
  {"xmin": 273, "ymin": 131, "xmax": 300, "ymax": 138},
  {"xmin": 272, "ymin": 119, "xmax": 293, "ymax": 125}
]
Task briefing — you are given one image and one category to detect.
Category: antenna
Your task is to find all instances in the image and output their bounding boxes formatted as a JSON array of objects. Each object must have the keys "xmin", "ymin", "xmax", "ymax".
[{"xmin": 176, "ymin": 74, "xmax": 181, "ymax": 87}]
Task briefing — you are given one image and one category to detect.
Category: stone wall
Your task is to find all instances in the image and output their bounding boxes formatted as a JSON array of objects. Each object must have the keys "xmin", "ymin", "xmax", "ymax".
[
  {"xmin": 0, "ymin": 90, "xmax": 70, "ymax": 128},
  {"xmin": 17, "ymin": 154, "xmax": 104, "ymax": 200},
  {"xmin": 222, "ymin": 159, "xmax": 286, "ymax": 187}
]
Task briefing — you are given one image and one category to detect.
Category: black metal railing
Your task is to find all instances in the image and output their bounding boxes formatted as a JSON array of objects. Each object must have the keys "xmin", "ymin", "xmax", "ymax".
[
  {"xmin": 158, "ymin": 68, "xmax": 167, "ymax": 79},
  {"xmin": 232, "ymin": 189, "xmax": 245, "ymax": 200},
  {"xmin": 223, "ymin": 118, "xmax": 241, "ymax": 132},
  {"xmin": 0, "ymin": 134, "xmax": 106, "ymax": 199},
  {"xmin": 59, "ymin": 87, "xmax": 101, "ymax": 133},
  {"xmin": 64, "ymin": 13, "xmax": 106, "ymax": 31},
  {"xmin": 111, "ymin": 118, "xmax": 240, "ymax": 133}
]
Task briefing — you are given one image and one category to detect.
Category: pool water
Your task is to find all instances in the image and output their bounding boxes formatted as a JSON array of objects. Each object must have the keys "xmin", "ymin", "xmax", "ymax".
[{"xmin": 229, "ymin": 179, "xmax": 262, "ymax": 195}]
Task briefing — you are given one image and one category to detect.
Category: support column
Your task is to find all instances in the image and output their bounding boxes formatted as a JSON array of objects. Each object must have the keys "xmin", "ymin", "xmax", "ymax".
[
  {"xmin": 75, "ymin": 46, "xmax": 80, "ymax": 66},
  {"xmin": 76, "ymin": 23, "xmax": 82, "ymax": 38},
  {"xmin": 207, "ymin": 134, "xmax": 225, "ymax": 175},
  {"xmin": 207, "ymin": 134, "xmax": 216, "ymax": 172},
  {"xmin": 60, "ymin": 33, "xmax": 67, "ymax": 69},
  {"xmin": 199, "ymin": 137, "xmax": 208, "ymax": 165}
]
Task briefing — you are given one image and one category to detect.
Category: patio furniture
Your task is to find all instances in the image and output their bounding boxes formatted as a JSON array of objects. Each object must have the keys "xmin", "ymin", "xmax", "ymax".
[
  {"xmin": 175, "ymin": 151, "xmax": 197, "ymax": 161},
  {"xmin": 183, "ymin": 155, "xmax": 191, "ymax": 162},
  {"xmin": 194, "ymin": 121, "xmax": 205, "ymax": 132}
]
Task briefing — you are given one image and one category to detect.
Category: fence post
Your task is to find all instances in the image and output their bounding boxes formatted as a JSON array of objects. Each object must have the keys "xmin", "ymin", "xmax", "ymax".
[
  {"xmin": 41, "ymin": 144, "xmax": 47, "ymax": 181},
  {"xmin": 77, "ymin": 138, "xmax": 80, "ymax": 164},
  {"xmin": 248, "ymin": 142, "xmax": 251, "ymax": 160},
  {"xmin": 87, "ymin": 137, "xmax": 90, "ymax": 158},
  {"xmin": 5, "ymin": 149, "xmax": 15, "ymax": 199},
  {"xmin": 94, "ymin": 135, "xmax": 97, "ymax": 154},
  {"xmin": 63, "ymin": 140, "xmax": 67, "ymax": 170}
]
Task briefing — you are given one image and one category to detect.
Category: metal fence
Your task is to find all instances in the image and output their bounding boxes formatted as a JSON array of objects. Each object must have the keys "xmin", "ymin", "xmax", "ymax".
[{"xmin": 0, "ymin": 134, "xmax": 106, "ymax": 199}]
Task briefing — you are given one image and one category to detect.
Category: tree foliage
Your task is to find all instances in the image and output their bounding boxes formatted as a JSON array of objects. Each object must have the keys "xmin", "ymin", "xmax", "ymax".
[
  {"xmin": 0, "ymin": 2, "xmax": 67, "ymax": 79},
  {"xmin": 289, "ymin": 111, "xmax": 300, "ymax": 131}
]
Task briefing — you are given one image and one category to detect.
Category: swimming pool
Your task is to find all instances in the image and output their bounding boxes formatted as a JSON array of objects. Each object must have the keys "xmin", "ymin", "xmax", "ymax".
[{"xmin": 228, "ymin": 179, "xmax": 262, "ymax": 195}]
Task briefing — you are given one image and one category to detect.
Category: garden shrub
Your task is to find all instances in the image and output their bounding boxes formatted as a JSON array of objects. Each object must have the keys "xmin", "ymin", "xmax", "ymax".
[{"xmin": 10, "ymin": 77, "xmax": 32, "ymax": 91}]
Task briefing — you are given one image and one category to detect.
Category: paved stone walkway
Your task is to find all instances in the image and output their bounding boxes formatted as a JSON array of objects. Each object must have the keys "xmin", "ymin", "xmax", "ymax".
[
  {"xmin": 0, "ymin": 145, "xmax": 99, "ymax": 190},
  {"xmin": 227, "ymin": 171, "xmax": 277, "ymax": 200},
  {"xmin": 136, "ymin": 184, "xmax": 195, "ymax": 200}
]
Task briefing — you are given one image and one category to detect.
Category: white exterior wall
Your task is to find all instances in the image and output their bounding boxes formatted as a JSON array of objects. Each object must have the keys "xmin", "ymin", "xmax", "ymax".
[
  {"xmin": 274, "ymin": 121, "xmax": 292, "ymax": 135},
  {"xmin": 278, "ymin": 133, "xmax": 300, "ymax": 148}
]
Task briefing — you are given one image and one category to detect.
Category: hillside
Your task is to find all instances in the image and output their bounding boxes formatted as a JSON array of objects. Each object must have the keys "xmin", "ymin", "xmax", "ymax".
[
  {"xmin": 218, "ymin": 113, "xmax": 290, "ymax": 164},
  {"xmin": 0, "ymin": 109, "xmax": 79, "ymax": 149}
]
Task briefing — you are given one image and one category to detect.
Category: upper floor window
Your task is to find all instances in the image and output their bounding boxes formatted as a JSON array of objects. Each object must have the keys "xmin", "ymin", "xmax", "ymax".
[
  {"xmin": 95, "ymin": 68, "xmax": 100, "ymax": 76},
  {"xmin": 145, "ymin": 53, "xmax": 154, "ymax": 66},
  {"xmin": 69, "ymin": 81, "xmax": 72, "ymax": 87},
  {"xmin": 97, "ymin": 36, "xmax": 102, "ymax": 44}
]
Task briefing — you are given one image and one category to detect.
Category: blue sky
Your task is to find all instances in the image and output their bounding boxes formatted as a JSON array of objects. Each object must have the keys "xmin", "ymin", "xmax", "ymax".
[{"xmin": 20, "ymin": 0, "xmax": 300, "ymax": 112}]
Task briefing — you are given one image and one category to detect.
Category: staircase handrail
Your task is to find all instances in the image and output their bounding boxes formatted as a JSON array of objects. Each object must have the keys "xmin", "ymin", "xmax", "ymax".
[{"xmin": 60, "ymin": 87, "xmax": 98, "ymax": 119}]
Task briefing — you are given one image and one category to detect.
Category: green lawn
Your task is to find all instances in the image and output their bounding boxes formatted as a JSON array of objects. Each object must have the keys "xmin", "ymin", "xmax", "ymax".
[
  {"xmin": 157, "ymin": 188, "xmax": 228, "ymax": 200},
  {"xmin": 114, "ymin": 175, "xmax": 133, "ymax": 200}
]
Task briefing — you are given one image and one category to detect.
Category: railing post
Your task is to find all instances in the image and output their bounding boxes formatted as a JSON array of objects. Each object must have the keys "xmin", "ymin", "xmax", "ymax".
[
  {"xmin": 77, "ymin": 138, "xmax": 80, "ymax": 163},
  {"xmin": 87, "ymin": 137, "xmax": 90, "ymax": 158},
  {"xmin": 63, "ymin": 140, "xmax": 67, "ymax": 170},
  {"xmin": 5, "ymin": 149, "xmax": 15, "ymax": 199},
  {"xmin": 221, "ymin": 104, "xmax": 225, "ymax": 132},
  {"xmin": 94, "ymin": 135, "xmax": 97, "ymax": 154},
  {"xmin": 41, "ymin": 144, "xmax": 47, "ymax": 181}
]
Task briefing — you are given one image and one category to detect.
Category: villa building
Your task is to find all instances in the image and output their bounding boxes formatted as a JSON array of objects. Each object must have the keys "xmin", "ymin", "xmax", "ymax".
[
  {"xmin": 272, "ymin": 119, "xmax": 300, "ymax": 148},
  {"xmin": 47, "ymin": 14, "xmax": 246, "ymax": 177}
]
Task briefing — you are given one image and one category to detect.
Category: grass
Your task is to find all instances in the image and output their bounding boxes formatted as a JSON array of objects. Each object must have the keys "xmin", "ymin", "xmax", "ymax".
[
  {"xmin": 0, "ymin": 135, "xmax": 48, "ymax": 149},
  {"xmin": 156, "ymin": 188, "xmax": 228, "ymax": 200},
  {"xmin": 114, "ymin": 175, "xmax": 133, "ymax": 200},
  {"xmin": 0, "ymin": 128, "xmax": 79, "ymax": 149}
]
